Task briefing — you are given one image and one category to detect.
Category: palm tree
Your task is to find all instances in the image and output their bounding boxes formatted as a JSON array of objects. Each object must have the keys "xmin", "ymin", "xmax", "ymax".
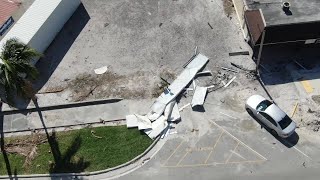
[{"xmin": 0, "ymin": 38, "xmax": 42, "ymax": 105}]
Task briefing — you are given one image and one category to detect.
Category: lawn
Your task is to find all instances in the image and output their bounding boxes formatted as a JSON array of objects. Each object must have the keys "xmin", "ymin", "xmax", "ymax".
[{"xmin": 0, "ymin": 126, "xmax": 153, "ymax": 175}]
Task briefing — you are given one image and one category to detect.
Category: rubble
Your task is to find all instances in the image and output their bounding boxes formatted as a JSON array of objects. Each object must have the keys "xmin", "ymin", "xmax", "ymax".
[
  {"xmin": 125, "ymin": 52, "xmax": 242, "ymax": 139},
  {"xmin": 126, "ymin": 53, "xmax": 209, "ymax": 139},
  {"xmin": 191, "ymin": 86, "xmax": 208, "ymax": 107}
]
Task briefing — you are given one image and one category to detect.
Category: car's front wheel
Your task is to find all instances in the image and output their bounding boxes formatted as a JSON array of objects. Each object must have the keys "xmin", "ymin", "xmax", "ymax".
[
  {"xmin": 246, "ymin": 108, "xmax": 254, "ymax": 116},
  {"xmin": 271, "ymin": 129, "xmax": 278, "ymax": 137}
]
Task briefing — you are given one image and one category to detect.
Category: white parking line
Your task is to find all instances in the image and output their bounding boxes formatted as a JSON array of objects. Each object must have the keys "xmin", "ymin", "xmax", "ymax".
[
  {"xmin": 293, "ymin": 146, "xmax": 310, "ymax": 159},
  {"xmin": 209, "ymin": 119, "xmax": 268, "ymax": 161}
]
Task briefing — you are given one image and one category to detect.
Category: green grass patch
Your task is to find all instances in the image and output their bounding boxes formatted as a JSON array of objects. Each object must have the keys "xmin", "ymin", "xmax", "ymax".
[{"xmin": 0, "ymin": 126, "xmax": 153, "ymax": 175}]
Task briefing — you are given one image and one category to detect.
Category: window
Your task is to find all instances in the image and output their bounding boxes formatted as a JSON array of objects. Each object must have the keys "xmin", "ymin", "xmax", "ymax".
[
  {"xmin": 278, "ymin": 115, "xmax": 292, "ymax": 129},
  {"xmin": 260, "ymin": 112, "xmax": 277, "ymax": 127},
  {"xmin": 256, "ymin": 100, "xmax": 272, "ymax": 111}
]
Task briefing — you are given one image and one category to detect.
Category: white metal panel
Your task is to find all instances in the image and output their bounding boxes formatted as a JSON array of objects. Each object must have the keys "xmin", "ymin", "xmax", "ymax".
[{"xmin": 0, "ymin": 0, "xmax": 80, "ymax": 63}]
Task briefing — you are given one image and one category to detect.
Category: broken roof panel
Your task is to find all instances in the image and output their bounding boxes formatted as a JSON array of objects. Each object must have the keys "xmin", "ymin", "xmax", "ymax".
[
  {"xmin": 147, "ymin": 53, "xmax": 209, "ymax": 120},
  {"xmin": 191, "ymin": 86, "xmax": 208, "ymax": 107}
]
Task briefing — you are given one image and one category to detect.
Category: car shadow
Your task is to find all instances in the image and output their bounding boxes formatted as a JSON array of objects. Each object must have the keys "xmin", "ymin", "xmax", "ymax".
[{"xmin": 246, "ymin": 109, "xmax": 299, "ymax": 148}]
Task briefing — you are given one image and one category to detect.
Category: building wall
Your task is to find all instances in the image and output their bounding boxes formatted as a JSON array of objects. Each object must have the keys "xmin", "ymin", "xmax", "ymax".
[
  {"xmin": 28, "ymin": 0, "xmax": 81, "ymax": 54},
  {"xmin": 0, "ymin": 0, "xmax": 81, "ymax": 64},
  {"xmin": 232, "ymin": 0, "xmax": 249, "ymax": 40}
]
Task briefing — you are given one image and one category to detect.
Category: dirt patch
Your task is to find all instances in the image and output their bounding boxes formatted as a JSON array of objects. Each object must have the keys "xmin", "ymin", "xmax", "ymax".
[
  {"xmin": 2, "ymin": 133, "xmax": 48, "ymax": 168},
  {"xmin": 222, "ymin": 94, "xmax": 243, "ymax": 112},
  {"xmin": 223, "ymin": 0, "xmax": 234, "ymax": 17},
  {"xmin": 239, "ymin": 119, "xmax": 257, "ymax": 131},
  {"xmin": 311, "ymin": 95, "xmax": 320, "ymax": 105},
  {"xmin": 66, "ymin": 71, "xmax": 154, "ymax": 101},
  {"xmin": 152, "ymin": 70, "xmax": 176, "ymax": 98}
]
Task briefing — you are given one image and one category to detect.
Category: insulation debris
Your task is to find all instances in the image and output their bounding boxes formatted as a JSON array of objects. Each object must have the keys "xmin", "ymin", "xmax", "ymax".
[
  {"xmin": 94, "ymin": 66, "xmax": 108, "ymax": 74},
  {"xmin": 224, "ymin": 76, "xmax": 236, "ymax": 88},
  {"xmin": 126, "ymin": 114, "xmax": 138, "ymax": 128},
  {"xmin": 136, "ymin": 114, "xmax": 152, "ymax": 130},
  {"xmin": 144, "ymin": 116, "xmax": 168, "ymax": 139},
  {"xmin": 166, "ymin": 102, "xmax": 181, "ymax": 122},
  {"xmin": 147, "ymin": 53, "xmax": 209, "ymax": 121},
  {"xmin": 191, "ymin": 86, "xmax": 208, "ymax": 107}
]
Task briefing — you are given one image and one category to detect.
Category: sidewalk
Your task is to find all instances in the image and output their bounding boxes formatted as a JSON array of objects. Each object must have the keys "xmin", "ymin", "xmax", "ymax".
[{"xmin": 1, "ymin": 98, "xmax": 153, "ymax": 134}]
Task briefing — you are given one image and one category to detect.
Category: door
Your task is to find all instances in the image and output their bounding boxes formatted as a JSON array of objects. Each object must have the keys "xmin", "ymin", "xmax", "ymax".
[{"xmin": 259, "ymin": 112, "xmax": 278, "ymax": 130}]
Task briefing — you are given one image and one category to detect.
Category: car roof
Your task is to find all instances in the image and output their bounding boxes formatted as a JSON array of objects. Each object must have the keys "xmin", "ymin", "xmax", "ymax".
[
  {"xmin": 264, "ymin": 104, "xmax": 286, "ymax": 122},
  {"xmin": 246, "ymin": 95, "xmax": 266, "ymax": 109}
]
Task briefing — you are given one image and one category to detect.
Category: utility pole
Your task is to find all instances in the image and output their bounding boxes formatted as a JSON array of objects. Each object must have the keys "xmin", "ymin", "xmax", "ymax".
[{"xmin": 256, "ymin": 30, "xmax": 266, "ymax": 74}]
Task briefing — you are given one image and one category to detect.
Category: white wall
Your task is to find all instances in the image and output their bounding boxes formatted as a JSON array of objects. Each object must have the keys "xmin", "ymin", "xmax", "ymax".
[
  {"xmin": 0, "ymin": 0, "xmax": 81, "ymax": 64},
  {"xmin": 28, "ymin": 0, "xmax": 81, "ymax": 54}
]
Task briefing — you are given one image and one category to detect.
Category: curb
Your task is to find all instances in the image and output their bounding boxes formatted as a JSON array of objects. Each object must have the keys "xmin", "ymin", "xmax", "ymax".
[
  {"xmin": 1, "ymin": 98, "xmax": 123, "ymax": 115},
  {"xmin": 0, "ymin": 136, "xmax": 161, "ymax": 179}
]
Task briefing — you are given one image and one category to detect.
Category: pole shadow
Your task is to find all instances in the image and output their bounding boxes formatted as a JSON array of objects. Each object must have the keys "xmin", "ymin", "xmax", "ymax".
[{"xmin": 33, "ymin": 100, "xmax": 89, "ymax": 175}]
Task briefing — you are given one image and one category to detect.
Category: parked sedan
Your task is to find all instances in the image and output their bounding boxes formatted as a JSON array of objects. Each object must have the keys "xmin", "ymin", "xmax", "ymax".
[{"xmin": 245, "ymin": 95, "xmax": 296, "ymax": 138}]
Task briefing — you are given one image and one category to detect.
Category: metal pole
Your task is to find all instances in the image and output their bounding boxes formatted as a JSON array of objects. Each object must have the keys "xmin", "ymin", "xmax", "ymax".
[{"xmin": 256, "ymin": 30, "xmax": 266, "ymax": 73}]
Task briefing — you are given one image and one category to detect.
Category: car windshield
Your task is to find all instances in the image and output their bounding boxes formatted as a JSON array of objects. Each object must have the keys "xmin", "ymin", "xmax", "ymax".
[
  {"xmin": 278, "ymin": 116, "xmax": 292, "ymax": 129},
  {"xmin": 256, "ymin": 100, "xmax": 272, "ymax": 111}
]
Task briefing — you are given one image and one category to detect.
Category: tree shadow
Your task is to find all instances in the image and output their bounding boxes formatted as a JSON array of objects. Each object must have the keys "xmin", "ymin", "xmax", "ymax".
[
  {"xmin": 0, "ymin": 103, "xmax": 13, "ymax": 179},
  {"xmin": 48, "ymin": 132, "xmax": 90, "ymax": 174},
  {"xmin": 33, "ymin": 99, "xmax": 90, "ymax": 175},
  {"xmin": 246, "ymin": 109, "xmax": 299, "ymax": 148}
]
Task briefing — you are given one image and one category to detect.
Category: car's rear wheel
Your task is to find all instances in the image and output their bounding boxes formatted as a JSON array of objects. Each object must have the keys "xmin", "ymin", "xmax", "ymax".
[
  {"xmin": 271, "ymin": 129, "xmax": 278, "ymax": 137},
  {"xmin": 246, "ymin": 108, "xmax": 254, "ymax": 116}
]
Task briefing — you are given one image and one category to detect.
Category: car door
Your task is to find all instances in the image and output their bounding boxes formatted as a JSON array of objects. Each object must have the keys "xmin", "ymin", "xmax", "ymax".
[{"xmin": 259, "ymin": 112, "xmax": 278, "ymax": 130}]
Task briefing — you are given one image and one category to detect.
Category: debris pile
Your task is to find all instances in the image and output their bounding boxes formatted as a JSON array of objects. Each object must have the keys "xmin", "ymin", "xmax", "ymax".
[
  {"xmin": 306, "ymin": 120, "xmax": 320, "ymax": 132},
  {"xmin": 126, "ymin": 53, "xmax": 213, "ymax": 139},
  {"xmin": 2, "ymin": 133, "xmax": 48, "ymax": 167}
]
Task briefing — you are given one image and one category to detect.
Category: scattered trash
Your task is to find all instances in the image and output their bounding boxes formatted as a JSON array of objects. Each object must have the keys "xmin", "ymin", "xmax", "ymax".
[
  {"xmin": 302, "ymin": 162, "xmax": 306, "ymax": 168},
  {"xmin": 191, "ymin": 86, "xmax": 208, "ymax": 107},
  {"xmin": 306, "ymin": 120, "xmax": 320, "ymax": 132},
  {"xmin": 231, "ymin": 62, "xmax": 252, "ymax": 72},
  {"xmin": 179, "ymin": 103, "xmax": 191, "ymax": 112},
  {"xmin": 224, "ymin": 76, "xmax": 236, "ymax": 88},
  {"xmin": 37, "ymin": 86, "xmax": 65, "ymax": 94},
  {"xmin": 229, "ymin": 51, "xmax": 249, "ymax": 56},
  {"xmin": 168, "ymin": 131, "xmax": 177, "ymax": 135},
  {"xmin": 207, "ymin": 22, "xmax": 213, "ymax": 29},
  {"xmin": 94, "ymin": 66, "xmax": 108, "ymax": 75},
  {"xmin": 220, "ymin": 67, "xmax": 239, "ymax": 73},
  {"xmin": 191, "ymin": 128, "xmax": 199, "ymax": 132},
  {"xmin": 91, "ymin": 130, "xmax": 102, "ymax": 139},
  {"xmin": 159, "ymin": 23, "xmax": 163, "ymax": 27},
  {"xmin": 196, "ymin": 70, "xmax": 213, "ymax": 76}
]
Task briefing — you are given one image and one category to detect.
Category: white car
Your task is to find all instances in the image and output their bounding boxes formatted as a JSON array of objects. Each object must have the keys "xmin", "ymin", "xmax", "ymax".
[{"xmin": 245, "ymin": 95, "xmax": 296, "ymax": 138}]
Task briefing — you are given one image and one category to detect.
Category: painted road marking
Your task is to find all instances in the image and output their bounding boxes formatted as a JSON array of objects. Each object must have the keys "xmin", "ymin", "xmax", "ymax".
[
  {"xmin": 226, "ymin": 142, "xmax": 240, "ymax": 163},
  {"xmin": 209, "ymin": 120, "xmax": 268, "ymax": 161},
  {"xmin": 162, "ymin": 120, "xmax": 267, "ymax": 168},
  {"xmin": 300, "ymin": 80, "xmax": 313, "ymax": 93},
  {"xmin": 204, "ymin": 131, "xmax": 224, "ymax": 164}
]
